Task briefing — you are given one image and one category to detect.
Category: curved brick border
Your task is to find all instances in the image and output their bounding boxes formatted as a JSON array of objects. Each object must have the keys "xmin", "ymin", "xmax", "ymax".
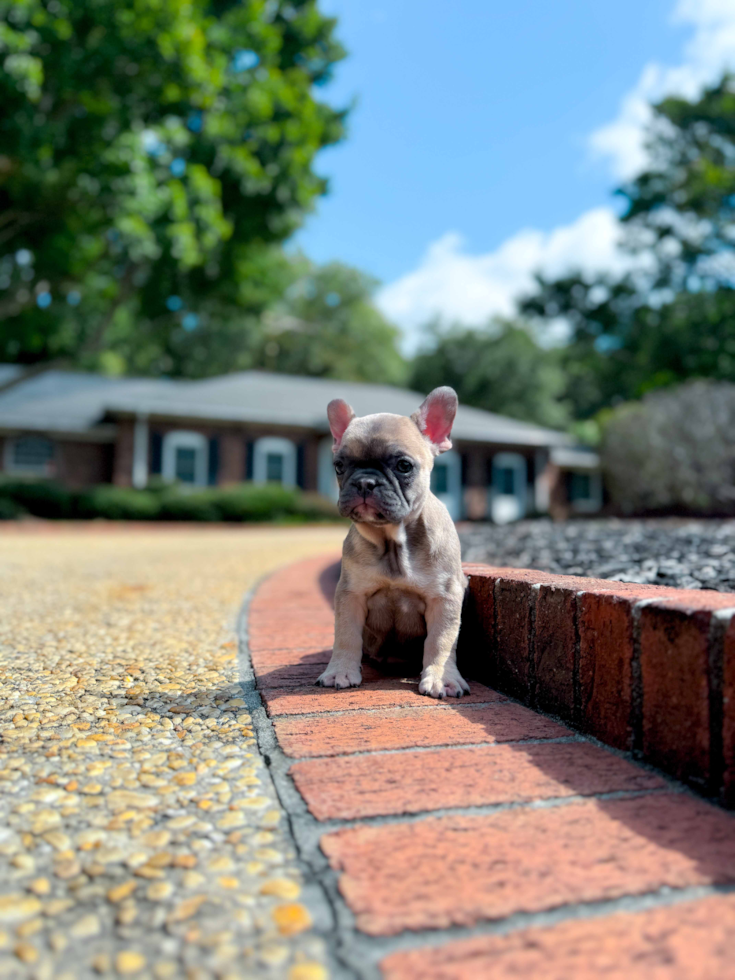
[
  {"xmin": 241, "ymin": 554, "xmax": 735, "ymax": 979},
  {"xmin": 460, "ymin": 564, "xmax": 735, "ymax": 804}
]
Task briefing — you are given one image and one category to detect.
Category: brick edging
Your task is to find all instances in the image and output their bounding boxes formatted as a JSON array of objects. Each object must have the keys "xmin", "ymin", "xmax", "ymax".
[
  {"xmin": 460, "ymin": 563, "xmax": 735, "ymax": 805},
  {"xmin": 240, "ymin": 553, "xmax": 735, "ymax": 979}
]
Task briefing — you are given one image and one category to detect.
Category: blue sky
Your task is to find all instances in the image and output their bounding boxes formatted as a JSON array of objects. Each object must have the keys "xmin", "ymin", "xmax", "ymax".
[{"xmin": 295, "ymin": 0, "xmax": 735, "ymax": 346}]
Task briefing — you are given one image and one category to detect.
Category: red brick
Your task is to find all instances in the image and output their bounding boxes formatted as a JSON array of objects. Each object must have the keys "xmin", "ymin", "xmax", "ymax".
[
  {"xmin": 249, "ymin": 629, "xmax": 334, "ymax": 652},
  {"xmin": 256, "ymin": 661, "xmax": 390, "ymax": 690},
  {"xmin": 263, "ymin": 679, "xmax": 501, "ymax": 717},
  {"xmin": 381, "ymin": 894, "xmax": 735, "ymax": 980},
  {"xmin": 494, "ymin": 578, "xmax": 534, "ymax": 702},
  {"xmin": 534, "ymin": 585, "xmax": 576, "ymax": 720},
  {"xmin": 291, "ymin": 741, "xmax": 665, "ymax": 820},
  {"xmin": 724, "ymin": 616, "xmax": 735, "ymax": 808},
  {"xmin": 463, "ymin": 564, "xmax": 735, "ymax": 604},
  {"xmin": 321, "ymin": 793, "xmax": 735, "ymax": 935},
  {"xmin": 274, "ymin": 702, "xmax": 569, "ymax": 758},
  {"xmin": 639, "ymin": 603, "xmax": 714, "ymax": 788},
  {"xmin": 250, "ymin": 646, "xmax": 334, "ymax": 669},
  {"xmin": 578, "ymin": 592, "xmax": 636, "ymax": 750},
  {"xmin": 458, "ymin": 570, "xmax": 498, "ymax": 687},
  {"xmin": 249, "ymin": 610, "xmax": 334, "ymax": 628}
]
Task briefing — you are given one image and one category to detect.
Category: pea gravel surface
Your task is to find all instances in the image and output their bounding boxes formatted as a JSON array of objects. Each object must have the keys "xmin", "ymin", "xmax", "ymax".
[
  {"xmin": 0, "ymin": 524, "xmax": 346, "ymax": 980},
  {"xmin": 459, "ymin": 517, "xmax": 735, "ymax": 592}
]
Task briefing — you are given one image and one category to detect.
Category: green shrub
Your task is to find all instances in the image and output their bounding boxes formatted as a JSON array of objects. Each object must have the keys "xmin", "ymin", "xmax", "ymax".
[
  {"xmin": 0, "ymin": 479, "xmax": 340, "ymax": 523},
  {"xmin": 0, "ymin": 496, "xmax": 22, "ymax": 520},
  {"xmin": 0, "ymin": 480, "xmax": 74, "ymax": 518},
  {"xmin": 75, "ymin": 486, "xmax": 162, "ymax": 521},
  {"xmin": 156, "ymin": 489, "xmax": 221, "ymax": 522},
  {"xmin": 602, "ymin": 379, "xmax": 735, "ymax": 515},
  {"xmin": 209, "ymin": 484, "xmax": 302, "ymax": 522}
]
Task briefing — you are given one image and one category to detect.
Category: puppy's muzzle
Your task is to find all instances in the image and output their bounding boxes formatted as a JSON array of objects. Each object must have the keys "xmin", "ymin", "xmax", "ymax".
[{"xmin": 340, "ymin": 471, "xmax": 395, "ymax": 523}]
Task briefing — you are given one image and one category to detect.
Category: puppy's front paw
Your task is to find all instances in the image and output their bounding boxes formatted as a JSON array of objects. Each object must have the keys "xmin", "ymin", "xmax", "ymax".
[
  {"xmin": 316, "ymin": 664, "xmax": 362, "ymax": 689},
  {"xmin": 419, "ymin": 665, "xmax": 470, "ymax": 699}
]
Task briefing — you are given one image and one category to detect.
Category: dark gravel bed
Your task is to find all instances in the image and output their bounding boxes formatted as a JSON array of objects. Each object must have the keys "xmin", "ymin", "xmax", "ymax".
[{"xmin": 458, "ymin": 518, "xmax": 735, "ymax": 592}]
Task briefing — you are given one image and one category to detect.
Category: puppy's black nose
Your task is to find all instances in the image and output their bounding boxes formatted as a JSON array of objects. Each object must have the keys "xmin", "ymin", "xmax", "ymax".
[{"xmin": 355, "ymin": 475, "xmax": 377, "ymax": 496}]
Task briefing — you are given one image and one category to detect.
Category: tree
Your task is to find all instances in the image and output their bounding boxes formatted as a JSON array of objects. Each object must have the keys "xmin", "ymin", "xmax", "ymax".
[
  {"xmin": 253, "ymin": 260, "xmax": 408, "ymax": 384},
  {"xmin": 522, "ymin": 271, "xmax": 735, "ymax": 420},
  {"xmin": 0, "ymin": 0, "xmax": 346, "ymax": 374},
  {"xmin": 410, "ymin": 320, "xmax": 570, "ymax": 428},
  {"xmin": 520, "ymin": 75, "xmax": 735, "ymax": 418},
  {"xmin": 620, "ymin": 74, "xmax": 735, "ymax": 288}
]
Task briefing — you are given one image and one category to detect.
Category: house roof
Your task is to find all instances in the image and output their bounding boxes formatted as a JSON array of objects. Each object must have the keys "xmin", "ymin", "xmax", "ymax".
[{"xmin": 0, "ymin": 367, "xmax": 572, "ymax": 448}]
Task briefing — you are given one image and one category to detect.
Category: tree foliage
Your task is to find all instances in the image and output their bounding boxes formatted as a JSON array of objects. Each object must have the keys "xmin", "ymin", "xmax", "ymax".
[
  {"xmin": 0, "ymin": 0, "xmax": 346, "ymax": 373},
  {"xmin": 620, "ymin": 74, "xmax": 735, "ymax": 287},
  {"xmin": 255, "ymin": 260, "xmax": 408, "ymax": 385},
  {"xmin": 410, "ymin": 321, "xmax": 570, "ymax": 428},
  {"xmin": 521, "ymin": 274, "xmax": 735, "ymax": 419},
  {"xmin": 521, "ymin": 74, "xmax": 735, "ymax": 419}
]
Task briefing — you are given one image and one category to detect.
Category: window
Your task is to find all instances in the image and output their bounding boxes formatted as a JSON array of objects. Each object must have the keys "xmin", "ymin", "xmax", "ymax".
[
  {"xmin": 431, "ymin": 463, "xmax": 449, "ymax": 495},
  {"xmin": 175, "ymin": 447, "xmax": 198, "ymax": 484},
  {"xmin": 266, "ymin": 453, "xmax": 284, "ymax": 483},
  {"xmin": 317, "ymin": 436, "xmax": 339, "ymax": 501},
  {"xmin": 490, "ymin": 453, "xmax": 527, "ymax": 524},
  {"xmin": 568, "ymin": 470, "xmax": 603, "ymax": 513},
  {"xmin": 570, "ymin": 472, "xmax": 592, "ymax": 501},
  {"xmin": 252, "ymin": 437, "xmax": 296, "ymax": 487},
  {"xmin": 162, "ymin": 431, "xmax": 208, "ymax": 486},
  {"xmin": 5, "ymin": 436, "xmax": 55, "ymax": 476},
  {"xmin": 497, "ymin": 466, "xmax": 515, "ymax": 495},
  {"xmin": 429, "ymin": 448, "xmax": 462, "ymax": 520}
]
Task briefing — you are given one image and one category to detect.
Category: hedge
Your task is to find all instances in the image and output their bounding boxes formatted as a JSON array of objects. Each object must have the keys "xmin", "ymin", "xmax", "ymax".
[
  {"xmin": 0, "ymin": 480, "xmax": 341, "ymax": 523},
  {"xmin": 602, "ymin": 379, "xmax": 735, "ymax": 515}
]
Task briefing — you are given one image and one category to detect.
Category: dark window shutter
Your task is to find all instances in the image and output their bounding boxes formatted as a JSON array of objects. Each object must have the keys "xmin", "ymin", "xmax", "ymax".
[
  {"xmin": 150, "ymin": 432, "xmax": 162, "ymax": 475},
  {"xmin": 296, "ymin": 443, "xmax": 305, "ymax": 489},
  {"xmin": 208, "ymin": 437, "xmax": 219, "ymax": 486},
  {"xmin": 460, "ymin": 453, "xmax": 469, "ymax": 486},
  {"xmin": 245, "ymin": 441, "xmax": 254, "ymax": 480}
]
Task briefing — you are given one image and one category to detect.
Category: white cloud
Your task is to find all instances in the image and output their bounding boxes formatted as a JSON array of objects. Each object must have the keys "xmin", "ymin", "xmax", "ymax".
[
  {"xmin": 379, "ymin": 0, "xmax": 735, "ymax": 346},
  {"xmin": 589, "ymin": 0, "xmax": 735, "ymax": 179},
  {"xmin": 377, "ymin": 207, "xmax": 632, "ymax": 346}
]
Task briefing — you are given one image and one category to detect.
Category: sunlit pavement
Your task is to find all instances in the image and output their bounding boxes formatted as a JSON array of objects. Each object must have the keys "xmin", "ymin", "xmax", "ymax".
[{"xmin": 0, "ymin": 525, "xmax": 345, "ymax": 980}]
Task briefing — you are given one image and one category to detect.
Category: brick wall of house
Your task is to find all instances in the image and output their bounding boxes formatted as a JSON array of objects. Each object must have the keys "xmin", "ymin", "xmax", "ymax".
[
  {"xmin": 56, "ymin": 441, "xmax": 114, "ymax": 488},
  {"xmin": 113, "ymin": 420, "xmax": 135, "ymax": 488},
  {"xmin": 122, "ymin": 419, "xmax": 325, "ymax": 491}
]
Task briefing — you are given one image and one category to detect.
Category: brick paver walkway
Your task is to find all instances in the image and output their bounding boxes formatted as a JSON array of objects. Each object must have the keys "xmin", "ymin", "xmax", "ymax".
[{"xmin": 247, "ymin": 554, "xmax": 735, "ymax": 980}]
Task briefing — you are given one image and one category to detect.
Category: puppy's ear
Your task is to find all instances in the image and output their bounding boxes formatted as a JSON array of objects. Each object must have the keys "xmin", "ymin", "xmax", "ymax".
[
  {"xmin": 412, "ymin": 386, "xmax": 458, "ymax": 455},
  {"xmin": 327, "ymin": 399, "xmax": 355, "ymax": 451}
]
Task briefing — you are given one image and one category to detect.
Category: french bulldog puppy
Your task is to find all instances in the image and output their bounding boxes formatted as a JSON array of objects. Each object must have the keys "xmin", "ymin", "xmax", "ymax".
[{"xmin": 316, "ymin": 386, "xmax": 470, "ymax": 698}]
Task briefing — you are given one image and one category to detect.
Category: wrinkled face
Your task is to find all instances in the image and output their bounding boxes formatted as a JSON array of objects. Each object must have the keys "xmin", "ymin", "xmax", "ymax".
[{"xmin": 334, "ymin": 415, "xmax": 433, "ymax": 525}]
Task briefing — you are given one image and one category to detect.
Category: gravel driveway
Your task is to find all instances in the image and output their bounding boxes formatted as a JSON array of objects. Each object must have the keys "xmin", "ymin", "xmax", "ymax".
[
  {"xmin": 458, "ymin": 518, "xmax": 735, "ymax": 592},
  {"xmin": 0, "ymin": 524, "xmax": 346, "ymax": 980}
]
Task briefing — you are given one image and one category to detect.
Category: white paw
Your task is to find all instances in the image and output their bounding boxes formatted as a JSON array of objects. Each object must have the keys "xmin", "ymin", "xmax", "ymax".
[
  {"xmin": 418, "ymin": 665, "xmax": 470, "ymax": 699},
  {"xmin": 316, "ymin": 664, "xmax": 362, "ymax": 689}
]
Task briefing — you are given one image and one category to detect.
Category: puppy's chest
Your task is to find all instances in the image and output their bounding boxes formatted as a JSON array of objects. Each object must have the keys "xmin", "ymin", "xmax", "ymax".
[{"xmin": 372, "ymin": 539, "xmax": 433, "ymax": 593}]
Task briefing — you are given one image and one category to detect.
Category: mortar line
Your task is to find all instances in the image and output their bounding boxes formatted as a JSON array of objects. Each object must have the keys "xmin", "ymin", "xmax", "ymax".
[
  {"xmin": 274, "ymin": 734, "xmax": 585, "ymax": 761},
  {"xmin": 277, "ymin": 786, "xmax": 678, "ymax": 836},
  {"xmin": 261, "ymin": 698, "xmax": 510, "ymax": 719},
  {"xmin": 336, "ymin": 883, "xmax": 735, "ymax": 971}
]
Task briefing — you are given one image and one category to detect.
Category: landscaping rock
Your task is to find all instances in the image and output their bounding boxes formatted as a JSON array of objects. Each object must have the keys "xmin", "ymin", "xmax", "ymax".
[{"xmin": 459, "ymin": 518, "xmax": 735, "ymax": 592}]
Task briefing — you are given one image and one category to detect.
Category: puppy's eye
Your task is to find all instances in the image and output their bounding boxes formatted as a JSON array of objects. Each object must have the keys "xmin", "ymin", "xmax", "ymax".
[
  {"xmin": 334, "ymin": 460, "xmax": 345, "ymax": 476},
  {"xmin": 396, "ymin": 459, "xmax": 413, "ymax": 474}
]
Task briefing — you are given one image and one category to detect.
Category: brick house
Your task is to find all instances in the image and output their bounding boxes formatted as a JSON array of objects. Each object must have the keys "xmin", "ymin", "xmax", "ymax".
[{"xmin": 0, "ymin": 366, "xmax": 601, "ymax": 520}]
